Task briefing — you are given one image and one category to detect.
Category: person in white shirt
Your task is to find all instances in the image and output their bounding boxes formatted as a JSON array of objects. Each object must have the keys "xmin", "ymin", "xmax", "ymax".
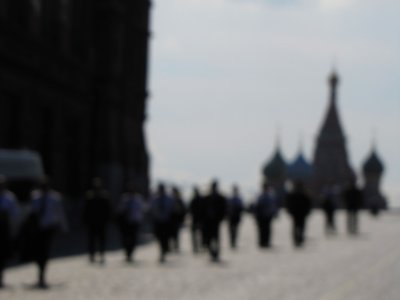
[
  {"xmin": 0, "ymin": 176, "xmax": 19, "ymax": 288},
  {"xmin": 29, "ymin": 177, "xmax": 67, "ymax": 289},
  {"xmin": 117, "ymin": 184, "xmax": 146, "ymax": 262}
]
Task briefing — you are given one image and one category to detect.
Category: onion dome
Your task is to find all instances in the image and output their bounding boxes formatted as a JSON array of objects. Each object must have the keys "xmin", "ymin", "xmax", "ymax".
[
  {"xmin": 329, "ymin": 69, "xmax": 339, "ymax": 87},
  {"xmin": 287, "ymin": 153, "xmax": 313, "ymax": 181},
  {"xmin": 263, "ymin": 148, "xmax": 286, "ymax": 180},
  {"xmin": 363, "ymin": 150, "xmax": 384, "ymax": 175}
]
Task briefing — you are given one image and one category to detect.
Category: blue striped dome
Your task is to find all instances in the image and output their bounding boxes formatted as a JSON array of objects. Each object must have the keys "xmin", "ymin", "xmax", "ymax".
[{"xmin": 287, "ymin": 153, "xmax": 313, "ymax": 181}]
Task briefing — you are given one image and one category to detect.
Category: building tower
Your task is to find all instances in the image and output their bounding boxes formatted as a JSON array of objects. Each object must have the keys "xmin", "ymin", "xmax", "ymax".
[
  {"xmin": 362, "ymin": 144, "xmax": 387, "ymax": 213},
  {"xmin": 312, "ymin": 70, "xmax": 355, "ymax": 197},
  {"xmin": 262, "ymin": 139, "xmax": 287, "ymax": 203},
  {"xmin": 287, "ymin": 142, "xmax": 313, "ymax": 190}
]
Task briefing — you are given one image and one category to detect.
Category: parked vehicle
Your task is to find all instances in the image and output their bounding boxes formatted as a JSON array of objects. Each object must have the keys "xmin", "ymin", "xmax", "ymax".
[{"xmin": 0, "ymin": 149, "xmax": 44, "ymax": 202}]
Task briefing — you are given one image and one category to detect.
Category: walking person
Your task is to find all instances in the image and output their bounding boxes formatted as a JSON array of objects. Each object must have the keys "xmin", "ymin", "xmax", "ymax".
[
  {"xmin": 254, "ymin": 182, "xmax": 278, "ymax": 248},
  {"xmin": 29, "ymin": 177, "xmax": 68, "ymax": 288},
  {"xmin": 202, "ymin": 180, "xmax": 227, "ymax": 262},
  {"xmin": 83, "ymin": 177, "xmax": 112, "ymax": 264},
  {"xmin": 286, "ymin": 181, "xmax": 312, "ymax": 247},
  {"xmin": 343, "ymin": 180, "xmax": 363, "ymax": 235},
  {"xmin": 321, "ymin": 185, "xmax": 338, "ymax": 235},
  {"xmin": 169, "ymin": 186, "xmax": 186, "ymax": 252},
  {"xmin": 150, "ymin": 183, "xmax": 174, "ymax": 263},
  {"xmin": 116, "ymin": 184, "xmax": 146, "ymax": 263},
  {"xmin": 0, "ymin": 176, "xmax": 19, "ymax": 288},
  {"xmin": 226, "ymin": 185, "xmax": 244, "ymax": 249},
  {"xmin": 189, "ymin": 186, "xmax": 204, "ymax": 254}
]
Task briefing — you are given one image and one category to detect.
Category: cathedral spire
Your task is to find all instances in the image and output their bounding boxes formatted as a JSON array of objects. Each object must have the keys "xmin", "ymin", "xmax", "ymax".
[
  {"xmin": 329, "ymin": 68, "xmax": 339, "ymax": 105},
  {"xmin": 313, "ymin": 69, "xmax": 354, "ymax": 194}
]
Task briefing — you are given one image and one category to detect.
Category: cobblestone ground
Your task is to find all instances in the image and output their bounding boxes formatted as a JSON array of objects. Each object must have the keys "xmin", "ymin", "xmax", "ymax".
[{"xmin": 2, "ymin": 211, "xmax": 400, "ymax": 300}]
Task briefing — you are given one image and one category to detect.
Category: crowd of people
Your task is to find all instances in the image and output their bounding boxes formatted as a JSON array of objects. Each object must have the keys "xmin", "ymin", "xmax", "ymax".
[{"xmin": 0, "ymin": 175, "xmax": 367, "ymax": 289}]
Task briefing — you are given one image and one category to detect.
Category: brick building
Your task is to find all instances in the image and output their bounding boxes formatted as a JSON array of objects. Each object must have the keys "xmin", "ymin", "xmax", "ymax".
[{"xmin": 0, "ymin": 0, "xmax": 151, "ymax": 198}]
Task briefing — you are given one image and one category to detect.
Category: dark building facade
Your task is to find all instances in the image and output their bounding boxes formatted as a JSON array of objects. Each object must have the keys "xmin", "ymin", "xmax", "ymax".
[{"xmin": 0, "ymin": 0, "xmax": 151, "ymax": 198}]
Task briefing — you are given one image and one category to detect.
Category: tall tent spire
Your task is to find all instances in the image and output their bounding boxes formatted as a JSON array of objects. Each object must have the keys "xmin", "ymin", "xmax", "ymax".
[
  {"xmin": 313, "ymin": 68, "xmax": 354, "ymax": 194},
  {"xmin": 275, "ymin": 124, "xmax": 281, "ymax": 152},
  {"xmin": 329, "ymin": 68, "xmax": 339, "ymax": 105}
]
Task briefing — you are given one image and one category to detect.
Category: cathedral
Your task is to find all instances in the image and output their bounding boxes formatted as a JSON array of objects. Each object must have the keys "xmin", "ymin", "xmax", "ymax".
[
  {"xmin": 262, "ymin": 70, "xmax": 387, "ymax": 209},
  {"xmin": 0, "ymin": 0, "xmax": 151, "ymax": 197}
]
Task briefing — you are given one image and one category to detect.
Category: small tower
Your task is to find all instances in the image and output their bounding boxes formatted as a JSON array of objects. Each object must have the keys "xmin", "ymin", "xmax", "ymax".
[
  {"xmin": 362, "ymin": 144, "xmax": 387, "ymax": 213},
  {"xmin": 287, "ymin": 149, "xmax": 313, "ymax": 188},
  {"xmin": 313, "ymin": 70, "xmax": 355, "ymax": 197},
  {"xmin": 262, "ymin": 140, "xmax": 287, "ymax": 204}
]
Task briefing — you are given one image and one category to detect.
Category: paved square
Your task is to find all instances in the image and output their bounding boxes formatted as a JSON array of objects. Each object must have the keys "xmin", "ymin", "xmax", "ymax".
[{"xmin": 2, "ymin": 212, "xmax": 400, "ymax": 300}]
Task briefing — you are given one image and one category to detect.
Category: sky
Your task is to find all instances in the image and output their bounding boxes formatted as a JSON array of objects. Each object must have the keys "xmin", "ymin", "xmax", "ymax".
[{"xmin": 147, "ymin": 0, "xmax": 400, "ymax": 205}]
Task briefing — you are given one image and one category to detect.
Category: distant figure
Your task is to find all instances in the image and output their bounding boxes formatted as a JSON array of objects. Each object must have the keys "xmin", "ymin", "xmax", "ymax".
[
  {"xmin": 83, "ymin": 177, "xmax": 112, "ymax": 264},
  {"xmin": 286, "ymin": 181, "xmax": 312, "ymax": 247},
  {"xmin": 29, "ymin": 177, "xmax": 67, "ymax": 288},
  {"xmin": 169, "ymin": 186, "xmax": 186, "ymax": 252},
  {"xmin": 150, "ymin": 183, "xmax": 174, "ymax": 263},
  {"xmin": 254, "ymin": 182, "xmax": 278, "ymax": 248},
  {"xmin": 116, "ymin": 184, "xmax": 146, "ymax": 263},
  {"xmin": 203, "ymin": 180, "xmax": 227, "ymax": 262},
  {"xmin": 226, "ymin": 185, "xmax": 244, "ymax": 249},
  {"xmin": 189, "ymin": 186, "xmax": 204, "ymax": 254},
  {"xmin": 0, "ymin": 176, "xmax": 19, "ymax": 288},
  {"xmin": 343, "ymin": 180, "xmax": 363, "ymax": 235},
  {"xmin": 321, "ymin": 185, "xmax": 339, "ymax": 235}
]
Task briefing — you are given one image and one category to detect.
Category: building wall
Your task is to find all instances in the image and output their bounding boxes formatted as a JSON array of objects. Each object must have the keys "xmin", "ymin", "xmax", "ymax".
[{"xmin": 0, "ymin": 0, "xmax": 150, "ymax": 198}]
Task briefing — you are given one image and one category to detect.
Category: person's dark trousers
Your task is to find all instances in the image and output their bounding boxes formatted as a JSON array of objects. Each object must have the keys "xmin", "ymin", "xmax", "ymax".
[
  {"xmin": 191, "ymin": 222, "xmax": 202, "ymax": 253},
  {"xmin": 34, "ymin": 228, "xmax": 55, "ymax": 288},
  {"xmin": 0, "ymin": 236, "xmax": 10, "ymax": 287},
  {"xmin": 154, "ymin": 222, "xmax": 170, "ymax": 263},
  {"xmin": 324, "ymin": 210, "xmax": 336, "ymax": 234},
  {"xmin": 292, "ymin": 217, "xmax": 306, "ymax": 247},
  {"xmin": 228, "ymin": 221, "xmax": 240, "ymax": 249},
  {"xmin": 169, "ymin": 221, "xmax": 181, "ymax": 252},
  {"xmin": 88, "ymin": 225, "xmax": 107, "ymax": 263},
  {"xmin": 203, "ymin": 222, "xmax": 221, "ymax": 261},
  {"xmin": 0, "ymin": 255, "xmax": 5, "ymax": 287},
  {"xmin": 121, "ymin": 222, "xmax": 139, "ymax": 262},
  {"xmin": 257, "ymin": 217, "xmax": 272, "ymax": 248},
  {"xmin": 347, "ymin": 210, "xmax": 358, "ymax": 234}
]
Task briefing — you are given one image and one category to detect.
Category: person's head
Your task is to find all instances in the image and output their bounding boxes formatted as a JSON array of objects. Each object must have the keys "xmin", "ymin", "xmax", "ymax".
[
  {"xmin": 232, "ymin": 184, "xmax": 239, "ymax": 197},
  {"xmin": 92, "ymin": 177, "xmax": 103, "ymax": 190},
  {"xmin": 39, "ymin": 176, "xmax": 51, "ymax": 191},
  {"xmin": 293, "ymin": 180, "xmax": 304, "ymax": 192},
  {"xmin": 192, "ymin": 186, "xmax": 200, "ymax": 198},
  {"xmin": 126, "ymin": 182, "xmax": 136, "ymax": 194},
  {"xmin": 262, "ymin": 181, "xmax": 270, "ymax": 193},
  {"xmin": 210, "ymin": 179, "xmax": 219, "ymax": 194},
  {"xmin": 172, "ymin": 186, "xmax": 181, "ymax": 198},
  {"xmin": 0, "ymin": 175, "xmax": 7, "ymax": 192},
  {"xmin": 157, "ymin": 183, "xmax": 166, "ymax": 196}
]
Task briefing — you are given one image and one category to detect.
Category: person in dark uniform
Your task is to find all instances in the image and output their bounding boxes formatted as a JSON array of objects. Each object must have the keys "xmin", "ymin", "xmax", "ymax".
[
  {"xmin": 116, "ymin": 184, "xmax": 146, "ymax": 263},
  {"xmin": 321, "ymin": 185, "xmax": 338, "ymax": 235},
  {"xmin": 150, "ymin": 183, "xmax": 174, "ymax": 263},
  {"xmin": 286, "ymin": 181, "xmax": 312, "ymax": 247},
  {"xmin": 189, "ymin": 186, "xmax": 204, "ymax": 254},
  {"xmin": 254, "ymin": 182, "xmax": 278, "ymax": 248},
  {"xmin": 202, "ymin": 180, "xmax": 227, "ymax": 262},
  {"xmin": 30, "ymin": 177, "xmax": 67, "ymax": 288},
  {"xmin": 343, "ymin": 180, "xmax": 363, "ymax": 235},
  {"xmin": 169, "ymin": 186, "xmax": 186, "ymax": 252},
  {"xmin": 226, "ymin": 185, "xmax": 244, "ymax": 249},
  {"xmin": 83, "ymin": 177, "xmax": 112, "ymax": 264},
  {"xmin": 0, "ymin": 176, "xmax": 19, "ymax": 288}
]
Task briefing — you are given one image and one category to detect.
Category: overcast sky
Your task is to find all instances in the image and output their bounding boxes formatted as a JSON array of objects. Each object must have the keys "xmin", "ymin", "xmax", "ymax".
[{"xmin": 147, "ymin": 0, "xmax": 400, "ymax": 205}]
